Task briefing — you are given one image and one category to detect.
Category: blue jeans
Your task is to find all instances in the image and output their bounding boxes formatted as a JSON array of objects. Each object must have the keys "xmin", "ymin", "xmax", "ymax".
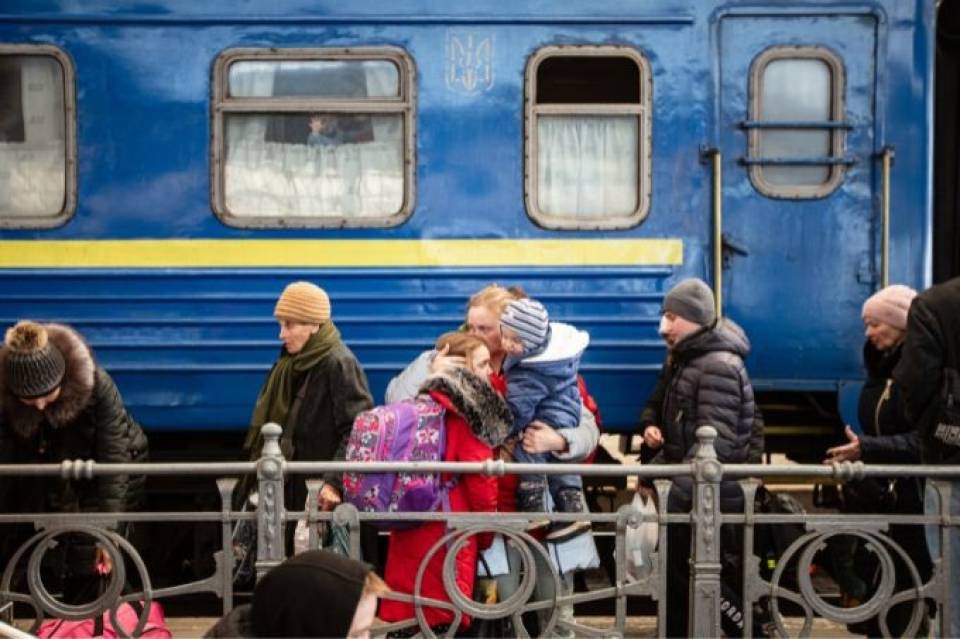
[{"xmin": 925, "ymin": 480, "xmax": 960, "ymax": 637}]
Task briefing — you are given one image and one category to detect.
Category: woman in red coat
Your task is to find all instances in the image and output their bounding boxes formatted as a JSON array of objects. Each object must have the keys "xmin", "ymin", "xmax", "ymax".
[{"xmin": 380, "ymin": 333, "xmax": 511, "ymax": 636}]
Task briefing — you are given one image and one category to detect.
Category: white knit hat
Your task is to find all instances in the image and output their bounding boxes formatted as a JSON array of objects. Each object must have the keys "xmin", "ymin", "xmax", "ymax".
[{"xmin": 862, "ymin": 285, "xmax": 916, "ymax": 331}]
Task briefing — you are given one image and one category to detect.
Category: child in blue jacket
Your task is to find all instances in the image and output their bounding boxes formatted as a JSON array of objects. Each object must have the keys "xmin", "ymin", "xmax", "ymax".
[{"xmin": 500, "ymin": 297, "xmax": 590, "ymax": 541}]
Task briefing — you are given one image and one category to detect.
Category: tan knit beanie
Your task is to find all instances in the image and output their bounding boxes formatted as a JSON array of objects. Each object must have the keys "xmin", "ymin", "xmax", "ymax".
[{"xmin": 274, "ymin": 282, "xmax": 331, "ymax": 324}]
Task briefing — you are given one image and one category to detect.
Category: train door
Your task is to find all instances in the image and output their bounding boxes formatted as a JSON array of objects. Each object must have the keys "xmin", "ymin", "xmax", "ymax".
[{"xmin": 715, "ymin": 14, "xmax": 879, "ymax": 385}]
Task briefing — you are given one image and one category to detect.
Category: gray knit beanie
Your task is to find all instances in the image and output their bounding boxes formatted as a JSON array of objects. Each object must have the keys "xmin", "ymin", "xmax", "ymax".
[
  {"xmin": 500, "ymin": 298, "xmax": 550, "ymax": 352},
  {"xmin": 4, "ymin": 321, "xmax": 66, "ymax": 399},
  {"xmin": 663, "ymin": 278, "xmax": 716, "ymax": 326}
]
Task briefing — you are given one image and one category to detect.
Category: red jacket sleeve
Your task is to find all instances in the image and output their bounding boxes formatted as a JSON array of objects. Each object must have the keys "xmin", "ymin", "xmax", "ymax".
[{"xmin": 448, "ymin": 419, "xmax": 497, "ymax": 549}]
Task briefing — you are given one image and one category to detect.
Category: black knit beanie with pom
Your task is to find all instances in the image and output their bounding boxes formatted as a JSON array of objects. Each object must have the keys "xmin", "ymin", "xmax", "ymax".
[{"xmin": 4, "ymin": 321, "xmax": 66, "ymax": 399}]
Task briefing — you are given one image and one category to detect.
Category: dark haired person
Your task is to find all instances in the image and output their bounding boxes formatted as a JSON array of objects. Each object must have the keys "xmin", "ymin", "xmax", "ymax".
[{"xmin": 206, "ymin": 550, "xmax": 388, "ymax": 639}]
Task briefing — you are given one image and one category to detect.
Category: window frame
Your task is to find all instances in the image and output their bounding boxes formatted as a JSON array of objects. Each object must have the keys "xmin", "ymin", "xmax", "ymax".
[
  {"xmin": 524, "ymin": 45, "xmax": 653, "ymax": 230},
  {"xmin": 211, "ymin": 47, "xmax": 417, "ymax": 229},
  {"xmin": 747, "ymin": 45, "xmax": 847, "ymax": 199},
  {"xmin": 0, "ymin": 43, "xmax": 77, "ymax": 229}
]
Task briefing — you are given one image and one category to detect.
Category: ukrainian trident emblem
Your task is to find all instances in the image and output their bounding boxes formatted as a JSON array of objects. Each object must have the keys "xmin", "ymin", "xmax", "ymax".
[{"xmin": 446, "ymin": 32, "xmax": 494, "ymax": 95}]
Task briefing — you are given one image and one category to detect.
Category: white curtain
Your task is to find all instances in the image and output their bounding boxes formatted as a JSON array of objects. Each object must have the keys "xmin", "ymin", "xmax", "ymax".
[
  {"xmin": 0, "ymin": 57, "xmax": 65, "ymax": 217},
  {"xmin": 537, "ymin": 115, "xmax": 639, "ymax": 218},
  {"xmin": 224, "ymin": 134, "xmax": 403, "ymax": 218},
  {"xmin": 223, "ymin": 62, "xmax": 404, "ymax": 219}
]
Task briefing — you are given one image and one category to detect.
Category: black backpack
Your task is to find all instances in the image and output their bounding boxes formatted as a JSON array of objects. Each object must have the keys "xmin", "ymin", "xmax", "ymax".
[{"xmin": 753, "ymin": 485, "xmax": 807, "ymax": 587}]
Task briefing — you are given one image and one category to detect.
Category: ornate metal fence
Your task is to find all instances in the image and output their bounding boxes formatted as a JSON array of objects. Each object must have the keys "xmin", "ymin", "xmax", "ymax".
[{"xmin": 0, "ymin": 422, "xmax": 956, "ymax": 638}]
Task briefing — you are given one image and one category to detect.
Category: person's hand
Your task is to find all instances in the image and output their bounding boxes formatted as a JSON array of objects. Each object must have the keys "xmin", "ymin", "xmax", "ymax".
[
  {"xmin": 521, "ymin": 420, "xmax": 568, "ymax": 454},
  {"xmin": 642, "ymin": 425, "xmax": 664, "ymax": 450},
  {"xmin": 824, "ymin": 426, "xmax": 862, "ymax": 463},
  {"xmin": 429, "ymin": 344, "xmax": 466, "ymax": 374},
  {"xmin": 94, "ymin": 545, "xmax": 113, "ymax": 576},
  {"xmin": 319, "ymin": 483, "xmax": 342, "ymax": 511}
]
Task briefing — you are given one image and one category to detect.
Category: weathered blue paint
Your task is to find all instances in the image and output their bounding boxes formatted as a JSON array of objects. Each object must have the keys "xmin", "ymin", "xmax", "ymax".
[{"xmin": 0, "ymin": 1, "xmax": 934, "ymax": 443}]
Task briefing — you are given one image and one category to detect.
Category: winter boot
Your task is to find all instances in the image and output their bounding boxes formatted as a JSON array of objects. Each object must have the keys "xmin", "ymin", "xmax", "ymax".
[
  {"xmin": 546, "ymin": 487, "xmax": 591, "ymax": 543},
  {"xmin": 517, "ymin": 481, "xmax": 550, "ymax": 531}
]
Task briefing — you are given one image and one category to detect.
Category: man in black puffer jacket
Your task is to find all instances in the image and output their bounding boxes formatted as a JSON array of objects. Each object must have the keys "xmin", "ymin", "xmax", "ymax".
[{"xmin": 638, "ymin": 278, "xmax": 755, "ymax": 637}]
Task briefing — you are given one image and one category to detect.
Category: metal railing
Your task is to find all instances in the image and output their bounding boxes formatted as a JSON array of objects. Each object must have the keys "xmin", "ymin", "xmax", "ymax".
[{"xmin": 0, "ymin": 422, "xmax": 956, "ymax": 638}]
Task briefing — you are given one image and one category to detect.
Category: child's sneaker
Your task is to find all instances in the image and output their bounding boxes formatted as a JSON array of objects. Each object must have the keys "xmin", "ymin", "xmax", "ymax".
[{"xmin": 546, "ymin": 488, "xmax": 591, "ymax": 543}]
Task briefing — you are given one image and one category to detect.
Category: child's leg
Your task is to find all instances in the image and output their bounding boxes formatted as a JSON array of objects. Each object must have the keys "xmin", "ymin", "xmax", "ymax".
[
  {"xmin": 512, "ymin": 443, "xmax": 551, "ymax": 516},
  {"xmin": 546, "ymin": 469, "xmax": 590, "ymax": 542},
  {"xmin": 547, "ymin": 472, "xmax": 584, "ymax": 506}
]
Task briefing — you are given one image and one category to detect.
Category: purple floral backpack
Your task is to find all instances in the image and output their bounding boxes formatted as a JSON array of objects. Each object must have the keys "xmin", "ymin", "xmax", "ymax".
[{"xmin": 343, "ymin": 395, "xmax": 449, "ymax": 528}]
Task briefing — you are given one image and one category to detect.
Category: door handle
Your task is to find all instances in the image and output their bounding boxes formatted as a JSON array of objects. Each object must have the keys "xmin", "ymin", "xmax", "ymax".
[{"xmin": 721, "ymin": 234, "xmax": 749, "ymax": 268}]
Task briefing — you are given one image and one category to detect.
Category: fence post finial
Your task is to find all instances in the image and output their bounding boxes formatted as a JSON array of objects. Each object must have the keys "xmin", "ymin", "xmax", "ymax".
[
  {"xmin": 690, "ymin": 425, "xmax": 723, "ymax": 637},
  {"xmin": 255, "ymin": 422, "xmax": 286, "ymax": 579}
]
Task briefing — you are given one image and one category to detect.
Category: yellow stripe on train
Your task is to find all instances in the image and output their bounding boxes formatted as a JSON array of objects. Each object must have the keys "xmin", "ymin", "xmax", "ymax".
[{"xmin": 0, "ymin": 239, "xmax": 683, "ymax": 268}]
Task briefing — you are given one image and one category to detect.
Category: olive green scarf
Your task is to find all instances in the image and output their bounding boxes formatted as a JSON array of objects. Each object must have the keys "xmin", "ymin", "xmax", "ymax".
[{"xmin": 244, "ymin": 321, "xmax": 341, "ymax": 458}]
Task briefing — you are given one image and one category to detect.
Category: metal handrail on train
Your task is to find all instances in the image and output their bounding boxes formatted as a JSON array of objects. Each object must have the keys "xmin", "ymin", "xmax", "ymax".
[
  {"xmin": 880, "ymin": 146, "xmax": 895, "ymax": 288},
  {"xmin": 1, "ymin": 423, "xmax": 957, "ymax": 638},
  {"xmin": 708, "ymin": 147, "xmax": 724, "ymax": 321}
]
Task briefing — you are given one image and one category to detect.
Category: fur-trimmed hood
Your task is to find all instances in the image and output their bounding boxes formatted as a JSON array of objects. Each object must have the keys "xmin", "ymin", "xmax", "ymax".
[
  {"xmin": 419, "ymin": 369, "xmax": 511, "ymax": 447},
  {"xmin": 0, "ymin": 322, "xmax": 96, "ymax": 438}
]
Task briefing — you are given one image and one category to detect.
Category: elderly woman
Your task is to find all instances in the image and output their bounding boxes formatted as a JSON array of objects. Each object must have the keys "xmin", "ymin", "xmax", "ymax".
[
  {"xmin": 825, "ymin": 284, "xmax": 933, "ymax": 636},
  {"xmin": 0, "ymin": 320, "xmax": 148, "ymax": 603},
  {"xmin": 241, "ymin": 281, "xmax": 373, "ymax": 554}
]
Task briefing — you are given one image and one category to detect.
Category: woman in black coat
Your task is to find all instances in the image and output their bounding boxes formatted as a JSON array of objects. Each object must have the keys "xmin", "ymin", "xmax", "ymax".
[
  {"xmin": 240, "ymin": 281, "xmax": 374, "ymax": 559},
  {"xmin": 826, "ymin": 285, "xmax": 933, "ymax": 637},
  {"xmin": 0, "ymin": 320, "xmax": 148, "ymax": 603}
]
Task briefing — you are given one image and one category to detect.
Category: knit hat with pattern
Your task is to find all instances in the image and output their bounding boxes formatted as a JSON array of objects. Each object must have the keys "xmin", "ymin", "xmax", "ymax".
[
  {"xmin": 4, "ymin": 321, "xmax": 66, "ymax": 399},
  {"xmin": 274, "ymin": 281, "xmax": 331, "ymax": 324},
  {"xmin": 663, "ymin": 278, "xmax": 716, "ymax": 327},
  {"xmin": 500, "ymin": 298, "xmax": 550, "ymax": 352},
  {"xmin": 862, "ymin": 284, "xmax": 917, "ymax": 331}
]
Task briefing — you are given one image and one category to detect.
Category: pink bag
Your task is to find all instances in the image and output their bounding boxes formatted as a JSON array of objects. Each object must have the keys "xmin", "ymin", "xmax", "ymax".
[{"xmin": 36, "ymin": 601, "xmax": 171, "ymax": 639}]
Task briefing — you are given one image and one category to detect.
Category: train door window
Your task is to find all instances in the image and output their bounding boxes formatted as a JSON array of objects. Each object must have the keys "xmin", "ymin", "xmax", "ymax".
[
  {"xmin": 0, "ymin": 45, "xmax": 75, "ymax": 228},
  {"xmin": 747, "ymin": 47, "xmax": 846, "ymax": 198},
  {"xmin": 525, "ymin": 46, "xmax": 652, "ymax": 229},
  {"xmin": 212, "ymin": 48, "xmax": 416, "ymax": 228}
]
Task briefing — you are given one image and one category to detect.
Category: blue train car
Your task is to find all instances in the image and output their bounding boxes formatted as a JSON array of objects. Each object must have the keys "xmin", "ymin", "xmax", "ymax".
[{"xmin": 0, "ymin": 1, "xmax": 939, "ymax": 459}]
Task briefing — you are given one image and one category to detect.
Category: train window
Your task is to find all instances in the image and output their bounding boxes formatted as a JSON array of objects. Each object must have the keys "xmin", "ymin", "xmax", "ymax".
[
  {"xmin": 748, "ymin": 47, "xmax": 846, "ymax": 198},
  {"xmin": 211, "ymin": 48, "xmax": 416, "ymax": 228},
  {"xmin": 525, "ymin": 47, "xmax": 652, "ymax": 230},
  {"xmin": 0, "ymin": 45, "xmax": 75, "ymax": 228}
]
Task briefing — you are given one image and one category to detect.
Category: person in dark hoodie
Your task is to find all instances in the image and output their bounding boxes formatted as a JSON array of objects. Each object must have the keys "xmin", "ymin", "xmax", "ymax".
[
  {"xmin": 637, "ymin": 278, "xmax": 755, "ymax": 638},
  {"xmin": 0, "ymin": 320, "xmax": 148, "ymax": 604},
  {"xmin": 205, "ymin": 549, "xmax": 388, "ymax": 639}
]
